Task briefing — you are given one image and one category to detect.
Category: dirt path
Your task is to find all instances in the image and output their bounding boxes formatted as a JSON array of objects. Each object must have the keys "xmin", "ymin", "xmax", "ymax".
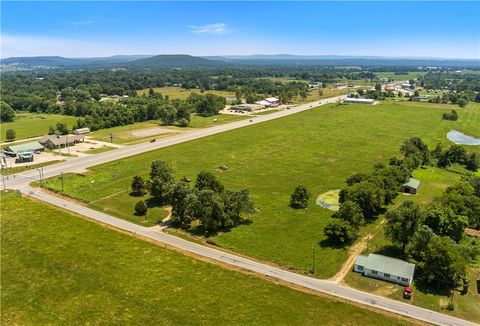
[
  {"xmin": 330, "ymin": 233, "xmax": 372, "ymax": 283},
  {"xmin": 330, "ymin": 220, "xmax": 385, "ymax": 283}
]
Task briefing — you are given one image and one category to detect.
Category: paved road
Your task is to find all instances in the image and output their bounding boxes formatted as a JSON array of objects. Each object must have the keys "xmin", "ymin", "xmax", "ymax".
[
  {"xmin": 3, "ymin": 96, "xmax": 476, "ymax": 326},
  {"xmin": 19, "ymin": 186, "xmax": 475, "ymax": 326},
  {"xmin": 3, "ymin": 96, "xmax": 345, "ymax": 189}
]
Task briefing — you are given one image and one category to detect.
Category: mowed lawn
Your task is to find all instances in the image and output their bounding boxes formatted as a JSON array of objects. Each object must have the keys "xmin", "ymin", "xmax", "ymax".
[
  {"xmin": 42, "ymin": 102, "xmax": 480, "ymax": 278},
  {"xmin": 0, "ymin": 192, "xmax": 412, "ymax": 326},
  {"xmin": 89, "ymin": 115, "xmax": 247, "ymax": 144},
  {"xmin": 136, "ymin": 86, "xmax": 235, "ymax": 100},
  {"xmin": 0, "ymin": 113, "xmax": 78, "ymax": 142}
]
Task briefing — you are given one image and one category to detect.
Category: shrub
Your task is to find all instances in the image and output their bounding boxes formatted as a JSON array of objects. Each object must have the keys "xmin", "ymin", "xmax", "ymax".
[{"xmin": 135, "ymin": 200, "xmax": 148, "ymax": 216}]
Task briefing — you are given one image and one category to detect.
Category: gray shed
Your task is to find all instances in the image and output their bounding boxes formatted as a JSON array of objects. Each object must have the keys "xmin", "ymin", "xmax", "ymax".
[{"xmin": 401, "ymin": 178, "xmax": 420, "ymax": 194}]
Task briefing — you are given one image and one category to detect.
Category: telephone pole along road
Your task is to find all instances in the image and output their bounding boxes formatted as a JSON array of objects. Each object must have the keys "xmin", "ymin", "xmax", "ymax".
[
  {"xmin": 4, "ymin": 96, "xmax": 476, "ymax": 326},
  {"xmin": 21, "ymin": 186, "xmax": 475, "ymax": 326}
]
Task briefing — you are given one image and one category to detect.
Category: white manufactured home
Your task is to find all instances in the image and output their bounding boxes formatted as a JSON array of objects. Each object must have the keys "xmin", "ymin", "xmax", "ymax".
[
  {"xmin": 343, "ymin": 98, "xmax": 375, "ymax": 104},
  {"xmin": 354, "ymin": 253, "xmax": 415, "ymax": 286}
]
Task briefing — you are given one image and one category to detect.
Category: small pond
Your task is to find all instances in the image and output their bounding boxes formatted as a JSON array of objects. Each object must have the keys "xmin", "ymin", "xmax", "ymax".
[{"xmin": 447, "ymin": 130, "xmax": 480, "ymax": 145}]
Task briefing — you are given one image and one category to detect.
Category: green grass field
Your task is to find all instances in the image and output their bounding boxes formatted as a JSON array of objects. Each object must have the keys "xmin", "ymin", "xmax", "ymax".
[
  {"xmin": 41, "ymin": 101, "xmax": 479, "ymax": 279},
  {"xmin": 136, "ymin": 86, "xmax": 235, "ymax": 100},
  {"xmin": 1, "ymin": 191, "xmax": 412, "ymax": 325},
  {"xmin": 375, "ymin": 71, "xmax": 428, "ymax": 81},
  {"xmin": 80, "ymin": 145, "xmax": 116, "ymax": 154},
  {"xmin": 0, "ymin": 113, "xmax": 78, "ymax": 142},
  {"xmin": 89, "ymin": 115, "xmax": 247, "ymax": 144}
]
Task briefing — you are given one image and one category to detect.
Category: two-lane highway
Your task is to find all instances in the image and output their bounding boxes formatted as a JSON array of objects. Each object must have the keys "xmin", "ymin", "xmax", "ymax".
[{"xmin": 4, "ymin": 95, "xmax": 475, "ymax": 325}]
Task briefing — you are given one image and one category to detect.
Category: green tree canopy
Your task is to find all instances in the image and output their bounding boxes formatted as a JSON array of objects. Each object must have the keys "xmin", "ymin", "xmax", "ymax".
[
  {"xmin": 290, "ymin": 185, "xmax": 310, "ymax": 209},
  {"xmin": 385, "ymin": 200, "xmax": 423, "ymax": 253}
]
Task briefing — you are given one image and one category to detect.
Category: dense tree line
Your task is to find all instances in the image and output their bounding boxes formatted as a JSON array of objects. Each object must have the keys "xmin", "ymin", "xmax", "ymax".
[
  {"xmin": 325, "ymin": 157, "xmax": 413, "ymax": 245},
  {"xmin": 385, "ymin": 175, "xmax": 480, "ymax": 287},
  {"xmin": 131, "ymin": 161, "xmax": 255, "ymax": 234}
]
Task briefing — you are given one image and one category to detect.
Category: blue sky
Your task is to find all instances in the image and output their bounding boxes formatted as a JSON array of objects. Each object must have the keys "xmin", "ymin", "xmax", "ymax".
[{"xmin": 1, "ymin": 1, "xmax": 479, "ymax": 58}]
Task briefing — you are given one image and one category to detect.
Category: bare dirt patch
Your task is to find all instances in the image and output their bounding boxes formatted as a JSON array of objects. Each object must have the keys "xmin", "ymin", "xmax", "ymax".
[{"xmin": 131, "ymin": 127, "xmax": 176, "ymax": 138}]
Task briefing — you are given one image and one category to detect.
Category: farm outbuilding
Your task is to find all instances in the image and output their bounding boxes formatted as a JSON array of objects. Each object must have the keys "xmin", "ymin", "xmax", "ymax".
[
  {"xmin": 354, "ymin": 253, "xmax": 415, "ymax": 286},
  {"xmin": 73, "ymin": 127, "xmax": 90, "ymax": 135},
  {"xmin": 401, "ymin": 178, "xmax": 420, "ymax": 194},
  {"xmin": 230, "ymin": 104, "xmax": 253, "ymax": 112}
]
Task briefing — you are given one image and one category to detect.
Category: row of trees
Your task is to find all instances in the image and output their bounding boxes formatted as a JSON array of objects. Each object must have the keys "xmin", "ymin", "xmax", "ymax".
[
  {"xmin": 322, "ymin": 136, "xmax": 478, "ymax": 246},
  {"xmin": 324, "ymin": 158, "xmax": 413, "ymax": 245},
  {"xmin": 433, "ymin": 143, "xmax": 479, "ymax": 171},
  {"xmin": 385, "ymin": 175, "xmax": 480, "ymax": 286},
  {"xmin": 131, "ymin": 161, "xmax": 255, "ymax": 233}
]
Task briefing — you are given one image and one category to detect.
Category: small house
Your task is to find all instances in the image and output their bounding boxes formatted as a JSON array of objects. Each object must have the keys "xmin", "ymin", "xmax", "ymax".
[
  {"xmin": 401, "ymin": 178, "xmax": 420, "ymax": 194},
  {"xmin": 354, "ymin": 253, "xmax": 415, "ymax": 286}
]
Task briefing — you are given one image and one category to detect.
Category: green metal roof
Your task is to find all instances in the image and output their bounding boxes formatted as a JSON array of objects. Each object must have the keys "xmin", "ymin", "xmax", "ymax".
[
  {"xmin": 4, "ymin": 141, "xmax": 44, "ymax": 153},
  {"xmin": 355, "ymin": 254, "xmax": 415, "ymax": 280}
]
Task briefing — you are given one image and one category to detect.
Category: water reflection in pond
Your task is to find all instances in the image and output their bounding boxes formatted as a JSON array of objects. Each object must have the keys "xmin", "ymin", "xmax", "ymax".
[{"xmin": 447, "ymin": 130, "xmax": 480, "ymax": 145}]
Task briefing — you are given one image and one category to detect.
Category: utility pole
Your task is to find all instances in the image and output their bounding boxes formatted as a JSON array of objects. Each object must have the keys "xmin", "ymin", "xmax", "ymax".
[
  {"xmin": 37, "ymin": 168, "xmax": 43, "ymax": 185},
  {"xmin": 1, "ymin": 172, "xmax": 6, "ymax": 190},
  {"xmin": 66, "ymin": 134, "xmax": 70, "ymax": 155},
  {"xmin": 312, "ymin": 242, "xmax": 316, "ymax": 274},
  {"xmin": 61, "ymin": 172, "xmax": 64, "ymax": 193}
]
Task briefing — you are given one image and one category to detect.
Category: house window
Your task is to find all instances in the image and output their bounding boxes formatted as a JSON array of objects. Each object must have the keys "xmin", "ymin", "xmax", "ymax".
[
  {"xmin": 384, "ymin": 273, "xmax": 390, "ymax": 278},
  {"xmin": 402, "ymin": 278, "xmax": 408, "ymax": 282},
  {"xmin": 371, "ymin": 270, "xmax": 378, "ymax": 275},
  {"xmin": 357, "ymin": 265, "xmax": 363, "ymax": 271}
]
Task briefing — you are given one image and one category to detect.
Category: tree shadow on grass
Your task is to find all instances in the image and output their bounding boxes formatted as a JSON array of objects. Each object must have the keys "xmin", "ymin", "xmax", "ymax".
[
  {"xmin": 129, "ymin": 191, "xmax": 146, "ymax": 197},
  {"xmin": 374, "ymin": 245, "xmax": 404, "ymax": 259},
  {"xmin": 415, "ymin": 278, "xmax": 451, "ymax": 297},
  {"xmin": 145, "ymin": 197, "xmax": 163, "ymax": 208},
  {"xmin": 319, "ymin": 238, "xmax": 348, "ymax": 249}
]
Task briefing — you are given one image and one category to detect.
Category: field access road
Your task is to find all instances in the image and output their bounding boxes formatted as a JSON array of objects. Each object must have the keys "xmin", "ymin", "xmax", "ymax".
[
  {"xmin": 3, "ymin": 95, "xmax": 346, "ymax": 189},
  {"xmin": 19, "ymin": 185, "xmax": 475, "ymax": 326},
  {"xmin": 3, "ymin": 95, "xmax": 475, "ymax": 326}
]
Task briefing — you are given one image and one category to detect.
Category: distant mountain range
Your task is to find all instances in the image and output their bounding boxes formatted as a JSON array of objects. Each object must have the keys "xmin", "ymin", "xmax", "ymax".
[{"xmin": 1, "ymin": 54, "xmax": 479, "ymax": 69}]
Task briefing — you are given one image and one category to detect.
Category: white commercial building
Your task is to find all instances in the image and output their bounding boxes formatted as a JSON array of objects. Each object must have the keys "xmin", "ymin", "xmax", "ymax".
[{"xmin": 343, "ymin": 98, "xmax": 375, "ymax": 104}]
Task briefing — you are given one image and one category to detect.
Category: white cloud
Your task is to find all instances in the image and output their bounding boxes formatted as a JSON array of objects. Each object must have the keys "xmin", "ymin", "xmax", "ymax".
[
  {"xmin": 189, "ymin": 23, "xmax": 226, "ymax": 34},
  {"xmin": 70, "ymin": 20, "xmax": 95, "ymax": 26},
  {"xmin": 0, "ymin": 34, "xmax": 131, "ymax": 57}
]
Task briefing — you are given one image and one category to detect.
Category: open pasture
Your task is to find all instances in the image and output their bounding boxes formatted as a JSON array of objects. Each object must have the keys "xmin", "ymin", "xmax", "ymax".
[
  {"xmin": 42, "ymin": 101, "xmax": 479, "ymax": 278},
  {"xmin": 1, "ymin": 191, "xmax": 411, "ymax": 326}
]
